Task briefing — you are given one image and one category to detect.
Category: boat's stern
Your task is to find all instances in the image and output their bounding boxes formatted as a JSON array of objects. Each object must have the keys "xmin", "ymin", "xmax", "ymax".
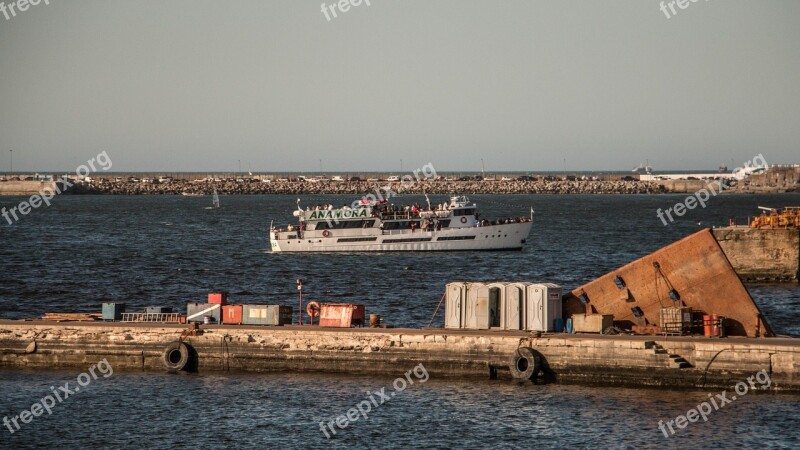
[{"xmin": 269, "ymin": 228, "xmax": 286, "ymax": 252}]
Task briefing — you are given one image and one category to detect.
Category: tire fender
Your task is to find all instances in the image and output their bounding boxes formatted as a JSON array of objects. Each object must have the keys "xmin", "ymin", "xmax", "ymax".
[
  {"xmin": 509, "ymin": 347, "xmax": 541, "ymax": 381},
  {"xmin": 163, "ymin": 341, "xmax": 190, "ymax": 372}
]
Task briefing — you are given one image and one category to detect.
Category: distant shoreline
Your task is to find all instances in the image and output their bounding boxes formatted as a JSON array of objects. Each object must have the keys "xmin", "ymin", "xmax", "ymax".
[
  {"xmin": 2, "ymin": 166, "xmax": 798, "ymax": 196},
  {"xmin": 0, "ymin": 179, "xmax": 795, "ymax": 196}
]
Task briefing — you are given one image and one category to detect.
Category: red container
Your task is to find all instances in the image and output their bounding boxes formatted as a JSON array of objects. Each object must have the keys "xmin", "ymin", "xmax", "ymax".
[
  {"xmin": 222, "ymin": 305, "xmax": 243, "ymax": 324},
  {"xmin": 208, "ymin": 292, "xmax": 228, "ymax": 305},
  {"xmin": 703, "ymin": 315, "xmax": 713, "ymax": 336},
  {"xmin": 318, "ymin": 304, "xmax": 366, "ymax": 328}
]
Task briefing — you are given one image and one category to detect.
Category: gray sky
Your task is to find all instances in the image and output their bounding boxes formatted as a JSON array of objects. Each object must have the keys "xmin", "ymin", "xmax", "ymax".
[{"xmin": 0, "ymin": 0, "xmax": 798, "ymax": 172}]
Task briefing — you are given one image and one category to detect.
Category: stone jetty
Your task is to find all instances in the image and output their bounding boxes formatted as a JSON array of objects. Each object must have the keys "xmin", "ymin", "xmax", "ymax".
[{"xmin": 66, "ymin": 179, "xmax": 667, "ymax": 195}]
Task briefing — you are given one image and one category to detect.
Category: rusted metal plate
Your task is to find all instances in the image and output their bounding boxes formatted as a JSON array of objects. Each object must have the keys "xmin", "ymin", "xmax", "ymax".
[{"xmin": 563, "ymin": 229, "xmax": 773, "ymax": 337}]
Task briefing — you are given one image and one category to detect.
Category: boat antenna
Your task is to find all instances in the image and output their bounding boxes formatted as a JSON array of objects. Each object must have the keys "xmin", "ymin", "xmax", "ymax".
[
  {"xmin": 296, "ymin": 198, "xmax": 302, "ymax": 211},
  {"xmin": 424, "ymin": 191, "xmax": 431, "ymax": 210},
  {"xmin": 530, "ymin": 207, "xmax": 535, "ymax": 222}
]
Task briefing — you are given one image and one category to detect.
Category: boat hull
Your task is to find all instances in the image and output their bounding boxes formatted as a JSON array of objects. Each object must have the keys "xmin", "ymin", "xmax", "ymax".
[{"xmin": 270, "ymin": 222, "xmax": 532, "ymax": 252}]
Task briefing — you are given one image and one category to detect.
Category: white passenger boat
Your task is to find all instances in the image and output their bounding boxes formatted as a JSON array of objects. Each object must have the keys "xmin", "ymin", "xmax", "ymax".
[{"xmin": 270, "ymin": 196, "xmax": 533, "ymax": 252}]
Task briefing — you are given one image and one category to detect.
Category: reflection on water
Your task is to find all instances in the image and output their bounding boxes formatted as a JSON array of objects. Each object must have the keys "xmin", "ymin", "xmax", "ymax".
[{"xmin": 0, "ymin": 369, "xmax": 797, "ymax": 449}]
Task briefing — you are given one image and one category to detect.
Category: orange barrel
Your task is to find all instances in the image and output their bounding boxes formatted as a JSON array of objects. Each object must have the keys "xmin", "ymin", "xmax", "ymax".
[
  {"xmin": 711, "ymin": 314, "xmax": 721, "ymax": 337},
  {"xmin": 703, "ymin": 315, "xmax": 713, "ymax": 337}
]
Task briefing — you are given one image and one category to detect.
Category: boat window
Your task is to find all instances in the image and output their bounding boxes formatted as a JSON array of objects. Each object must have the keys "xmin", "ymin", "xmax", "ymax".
[
  {"xmin": 382, "ymin": 221, "xmax": 421, "ymax": 230},
  {"xmin": 453, "ymin": 208, "xmax": 476, "ymax": 216}
]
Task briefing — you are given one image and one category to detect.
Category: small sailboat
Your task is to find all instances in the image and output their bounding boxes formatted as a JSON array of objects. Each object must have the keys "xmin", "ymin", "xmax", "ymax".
[
  {"xmin": 205, "ymin": 189, "xmax": 221, "ymax": 209},
  {"xmin": 212, "ymin": 188, "xmax": 220, "ymax": 208}
]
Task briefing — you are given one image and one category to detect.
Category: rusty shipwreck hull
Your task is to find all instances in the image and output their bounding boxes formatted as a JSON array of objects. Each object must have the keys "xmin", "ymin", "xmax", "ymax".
[{"xmin": 563, "ymin": 229, "xmax": 773, "ymax": 337}]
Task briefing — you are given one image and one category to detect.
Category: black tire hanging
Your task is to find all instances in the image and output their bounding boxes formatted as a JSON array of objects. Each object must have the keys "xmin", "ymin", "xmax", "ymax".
[
  {"xmin": 163, "ymin": 341, "xmax": 190, "ymax": 372},
  {"xmin": 509, "ymin": 347, "xmax": 541, "ymax": 381}
]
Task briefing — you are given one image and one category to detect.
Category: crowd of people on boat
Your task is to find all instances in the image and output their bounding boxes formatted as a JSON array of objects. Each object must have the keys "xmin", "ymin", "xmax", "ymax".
[{"xmin": 275, "ymin": 198, "xmax": 531, "ymax": 235}]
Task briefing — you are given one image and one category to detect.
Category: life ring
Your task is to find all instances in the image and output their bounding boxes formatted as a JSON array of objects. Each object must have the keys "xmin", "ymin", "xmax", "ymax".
[
  {"xmin": 460, "ymin": 217, "xmax": 467, "ymax": 224},
  {"xmin": 163, "ymin": 341, "xmax": 190, "ymax": 372},
  {"xmin": 322, "ymin": 230, "xmax": 331, "ymax": 238},
  {"xmin": 306, "ymin": 301, "xmax": 321, "ymax": 317},
  {"xmin": 509, "ymin": 347, "xmax": 541, "ymax": 381}
]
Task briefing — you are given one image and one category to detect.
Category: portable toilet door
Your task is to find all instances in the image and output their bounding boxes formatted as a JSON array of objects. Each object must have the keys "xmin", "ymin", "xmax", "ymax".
[
  {"xmin": 464, "ymin": 282, "xmax": 481, "ymax": 329},
  {"xmin": 525, "ymin": 285, "xmax": 545, "ymax": 331},
  {"xmin": 445, "ymin": 283, "xmax": 465, "ymax": 329},
  {"xmin": 543, "ymin": 283, "xmax": 563, "ymax": 331},
  {"xmin": 486, "ymin": 283, "xmax": 505, "ymax": 329},
  {"xmin": 503, "ymin": 283, "xmax": 527, "ymax": 330},
  {"xmin": 474, "ymin": 283, "xmax": 491, "ymax": 329}
]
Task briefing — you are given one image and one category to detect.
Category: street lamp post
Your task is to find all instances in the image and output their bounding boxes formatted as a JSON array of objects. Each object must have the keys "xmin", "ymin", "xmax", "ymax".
[{"xmin": 296, "ymin": 279, "xmax": 304, "ymax": 325}]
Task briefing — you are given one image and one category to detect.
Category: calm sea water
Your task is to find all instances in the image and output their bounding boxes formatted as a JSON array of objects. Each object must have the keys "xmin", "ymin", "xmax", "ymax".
[{"xmin": 1, "ymin": 193, "xmax": 799, "ymax": 448}]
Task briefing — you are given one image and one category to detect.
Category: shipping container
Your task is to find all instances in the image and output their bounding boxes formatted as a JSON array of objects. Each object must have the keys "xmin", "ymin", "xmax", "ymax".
[
  {"xmin": 242, "ymin": 305, "xmax": 293, "ymax": 326},
  {"xmin": 102, "ymin": 303, "xmax": 125, "ymax": 321},
  {"xmin": 187, "ymin": 303, "xmax": 221, "ymax": 323},
  {"xmin": 208, "ymin": 292, "xmax": 228, "ymax": 305},
  {"xmin": 146, "ymin": 306, "xmax": 173, "ymax": 314},
  {"xmin": 318, "ymin": 304, "xmax": 366, "ymax": 328},
  {"xmin": 525, "ymin": 284, "xmax": 563, "ymax": 331},
  {"xmin": 222, "ymin": 305, "xmax": 243, "ymax": 324}
]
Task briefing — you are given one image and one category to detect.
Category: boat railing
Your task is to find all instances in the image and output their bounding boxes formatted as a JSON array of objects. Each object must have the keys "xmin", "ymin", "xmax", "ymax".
[
  {"xmin": 379, "ymin": 212, "xmax": 414, "ymax": 220},
  {"xmin": 382, "ymin": 229, "xmax": 413, "ymax": 236},
  {"xmin": 419, "ymin": 210, "xmax": 451, "ymax": 219}
]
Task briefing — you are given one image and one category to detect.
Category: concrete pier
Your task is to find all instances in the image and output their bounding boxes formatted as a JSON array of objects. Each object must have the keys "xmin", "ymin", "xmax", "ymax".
[
  {"xmin": 713, "ymin": 227, "xmax": 800, "ymax": 282},
  {"xmin": 0, "ymin": 180, "xmax": 57, "ymax": 196},
  {"xmin": 1, "ymin": 321, "xmax": 798, "ymax": 392}
]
